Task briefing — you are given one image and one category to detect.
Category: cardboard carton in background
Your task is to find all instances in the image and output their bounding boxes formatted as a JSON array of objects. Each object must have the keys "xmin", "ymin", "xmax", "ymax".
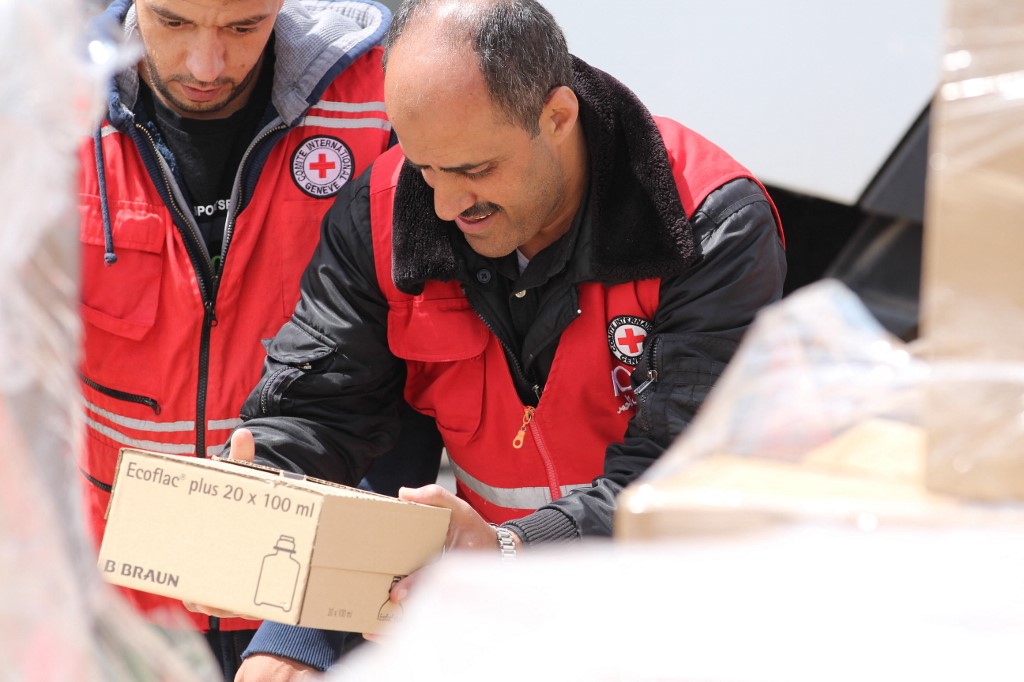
[
  {"xmin": 614, "ymin": 419, "xmax": 967, "ymax": 541},
  {"xmin": 99, "ymin": 448, "xmax": 450, "ymax": 634},
  {"xmin": 920, "ymin": 0, "xmax": 1024, "ymax": 501}
]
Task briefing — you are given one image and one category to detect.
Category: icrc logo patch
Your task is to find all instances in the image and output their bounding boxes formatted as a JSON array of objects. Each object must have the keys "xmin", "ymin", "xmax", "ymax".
[
  {"xmin": 607, "ymin": 316, "xmax": 653, "ymax": 366},
  {"xmin": 291, "ymin": 136, "xmax": 354, "ymax": 198}
]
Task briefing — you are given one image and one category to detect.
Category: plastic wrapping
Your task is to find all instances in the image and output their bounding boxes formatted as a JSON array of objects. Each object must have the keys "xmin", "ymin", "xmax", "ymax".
[
  {"xmin": 0, "ymin": 1, "xmax": 215, "ymax": 679},
  {"xmin": 634, "ymin": 280, "xmax": 926, "ymax": 480},
  {"xmin": 335, "ymin": 530, "xmax": 1024, "ymax": 681}
]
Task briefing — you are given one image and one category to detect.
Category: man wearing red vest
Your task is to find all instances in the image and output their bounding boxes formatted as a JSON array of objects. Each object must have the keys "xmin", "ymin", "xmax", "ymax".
[
  {"xmin": 227, "ymin": 0, "xmax": 785, "ymax": 675},
  {"xmin": 77, "ymin": 0, "xmax": 442, "ymax": 678}
]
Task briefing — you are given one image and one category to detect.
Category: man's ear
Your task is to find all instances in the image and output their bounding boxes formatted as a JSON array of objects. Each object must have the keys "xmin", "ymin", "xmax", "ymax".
[{"xmin": 541, "ymin": 85, "xmax": 579, "ymax": 139}]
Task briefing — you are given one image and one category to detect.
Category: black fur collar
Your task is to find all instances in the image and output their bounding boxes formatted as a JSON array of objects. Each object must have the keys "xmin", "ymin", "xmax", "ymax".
[{"xmin": 392, "ymin": 56, "xmax": 694, "ymax": 295}]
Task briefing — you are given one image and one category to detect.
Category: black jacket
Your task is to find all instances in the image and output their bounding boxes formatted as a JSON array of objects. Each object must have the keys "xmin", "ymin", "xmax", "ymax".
[{"xmin": 240, "ymin": 58, "xmax": 787, "ymax": 542}]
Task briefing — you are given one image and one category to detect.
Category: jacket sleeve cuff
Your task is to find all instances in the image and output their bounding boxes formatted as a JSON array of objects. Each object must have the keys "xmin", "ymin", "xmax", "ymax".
[
  {"xmin": 241, "ymin": 621, "xmax": 355, "ymax": 672},
  {"xmin": 504, "ymin": 507, "xmax": 579, "ymax": 544}
]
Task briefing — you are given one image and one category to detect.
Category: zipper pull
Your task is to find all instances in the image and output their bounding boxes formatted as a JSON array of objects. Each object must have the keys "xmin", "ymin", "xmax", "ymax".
[
  {"xmin": 635, "ymin": 370, "xmax": 658, "ymax": 396},
  {"xmin": 205, "ymin": 300, "xmax": 219, "ymax": 327},
  {"xmin": 512, "ymin": 405, "xmax": 535, "ymax": 449}
]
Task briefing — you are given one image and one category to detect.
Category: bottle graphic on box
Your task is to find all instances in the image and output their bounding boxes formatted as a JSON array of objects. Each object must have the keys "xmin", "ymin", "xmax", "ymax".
[
  {"xmin": 377, "ymin": 575, "xmax": 405, "ymax": 623},
  {"xmin": 254, "ymin": 535, "xmax": 300, "ymax": 612}
]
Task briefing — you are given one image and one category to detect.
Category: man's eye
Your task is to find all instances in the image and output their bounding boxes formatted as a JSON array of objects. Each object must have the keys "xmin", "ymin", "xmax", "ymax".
[
  {"xmin": 160, "ymin": 19, "xmax": 185, "ymax": 28},
  {"xmin": 416, "ymin": 167, "xmax": 436, "ymax": 186},
  {"xmin": 465, "ymin": 167, "xmax": 493, "ymax": 179},
  {"xmin": 230, "ymin": 25, "xmax": 259, "ymax": 35}
]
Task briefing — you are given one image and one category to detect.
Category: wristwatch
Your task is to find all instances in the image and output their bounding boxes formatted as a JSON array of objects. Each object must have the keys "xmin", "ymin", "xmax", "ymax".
[{"xmin": 490, "ymin": 524, "xmax": 517, "ymax": 563}]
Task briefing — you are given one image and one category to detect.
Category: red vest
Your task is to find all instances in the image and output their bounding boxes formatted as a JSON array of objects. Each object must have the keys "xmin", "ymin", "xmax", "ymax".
[
  {"xmin": 77, "ymin": 49, "xmax": 390, "ymax": 630},
  {"xmin": 369, "ymin": 117, "xmax": 769, "ymax": 523}
]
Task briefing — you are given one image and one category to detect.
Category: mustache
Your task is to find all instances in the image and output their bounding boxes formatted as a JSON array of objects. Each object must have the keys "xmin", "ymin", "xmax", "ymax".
[{"xmin": 459, "ymin": 202, "xmax": 500, "ymax": 220}]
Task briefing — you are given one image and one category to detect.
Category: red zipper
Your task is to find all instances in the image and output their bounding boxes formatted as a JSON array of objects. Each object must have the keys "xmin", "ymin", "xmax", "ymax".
[
  {"xmin": 512, "ymin": 405, "xmax": 535, "ymax": 448},
  {"xmin": 511, "ymin": 405, "xmax": 562, "ymax": 502}
]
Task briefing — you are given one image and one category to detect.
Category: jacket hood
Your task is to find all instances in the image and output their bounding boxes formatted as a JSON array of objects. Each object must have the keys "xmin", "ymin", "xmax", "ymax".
[
  {"xmin": 99, "ymin": 0, "xmax": 390, "ymax": 128},
  {"xmin": 391, "ymin": 55, "xmax": 694, "ymax": 295}
]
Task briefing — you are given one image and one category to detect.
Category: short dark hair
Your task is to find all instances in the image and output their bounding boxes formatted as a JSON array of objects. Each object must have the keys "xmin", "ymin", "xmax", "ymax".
[{"xmin": 383, "ymin": 0, "xmax": 573, "ymax": 135}]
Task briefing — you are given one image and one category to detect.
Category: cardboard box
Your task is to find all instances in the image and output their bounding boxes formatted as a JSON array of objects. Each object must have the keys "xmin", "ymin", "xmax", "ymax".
[
  {"xmin": 920, "ymin": 0, "xmax": 1024, "ymax": 500},
  {"xmin": 615, "ymin": 419, "xmax": 969, "ymax": 540},
  {"xmin": 99, "ymin": 448, "xmax": 450, "ymax": 634}
]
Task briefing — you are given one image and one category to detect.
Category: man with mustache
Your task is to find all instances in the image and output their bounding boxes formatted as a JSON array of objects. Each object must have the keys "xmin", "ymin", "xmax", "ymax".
[
  {"xmin": 227, "ymin": 0, "xmax": 786, "ymax": 676},
  {"xmin": 77, "ymin": 1, "xmax": 442, "ymax": 678}
]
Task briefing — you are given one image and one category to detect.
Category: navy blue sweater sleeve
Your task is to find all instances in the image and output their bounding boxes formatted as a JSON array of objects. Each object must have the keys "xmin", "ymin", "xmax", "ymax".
[{"xmin": 242, "ymin": 622, "xmax": 358, "ymax": 671}]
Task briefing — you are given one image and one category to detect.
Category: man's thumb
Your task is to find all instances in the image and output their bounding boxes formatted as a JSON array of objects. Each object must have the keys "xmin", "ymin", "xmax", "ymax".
[{"xmin": 228, "ymin": 428, "xmax": 256, "ymax": 463}]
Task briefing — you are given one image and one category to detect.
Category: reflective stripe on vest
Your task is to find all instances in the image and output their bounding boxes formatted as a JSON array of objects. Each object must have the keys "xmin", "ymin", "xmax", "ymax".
[
  {"xmin": 81, "ymin": 397, "xmax": 241, "ymax": 457},
  {"xmin": 313, "ymin": 100, "xmax": 386, "ymax": 113},
  {"xmin": 449, "ymin": 458, "xmax": 591, "ymax": 510},
  {"xmin": 300, "ymin": 115, "xmax": 389, "ymax": 130},
  {"xmin": 82, "ymin": 415, "xmax": 195, "ymax": 455},
  {"xmin": 205, "ymin": 417, "xmax": 243, "ymax": 457},
  {"xmin": 302, "ymin": 98, "xmax": 389, "ymax": 131},
  {"xmin": 100, "ymin": 100, "xmax": 391, "ymax": 137}
]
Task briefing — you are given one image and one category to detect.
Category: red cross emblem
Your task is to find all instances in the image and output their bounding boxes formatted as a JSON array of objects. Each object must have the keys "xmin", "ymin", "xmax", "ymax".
[
  {"xmin": 308, "ymin": 153, "xmax": 338, "ymax": 179},
  {"xmin": 616, "ymin": 327, "xmax": 646, "ymax": 355},
  {"xmin": 291, "ymin": 136, "xmax": 354, "ymax": 198},
  {"xmin": 607, "ymin": 315, "xmax": 653, "ymax": 366}
]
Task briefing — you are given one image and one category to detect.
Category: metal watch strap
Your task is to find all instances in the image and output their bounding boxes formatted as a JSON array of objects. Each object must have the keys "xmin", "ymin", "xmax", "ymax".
[{"xmin": 490, "ymin": 524, "xmax": 517, "ymax": 562}]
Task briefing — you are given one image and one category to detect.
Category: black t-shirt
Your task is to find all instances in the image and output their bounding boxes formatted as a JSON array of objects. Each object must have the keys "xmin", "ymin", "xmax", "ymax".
[{"xmin": 142, "ymin": 57, "xmax": 273, "ymax": 263}]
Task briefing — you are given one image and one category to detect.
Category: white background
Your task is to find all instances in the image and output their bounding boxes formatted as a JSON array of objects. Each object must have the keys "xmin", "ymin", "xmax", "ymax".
[{"xmin": 379, "ymin": 0, "xmax": 945, "ymax": 205}]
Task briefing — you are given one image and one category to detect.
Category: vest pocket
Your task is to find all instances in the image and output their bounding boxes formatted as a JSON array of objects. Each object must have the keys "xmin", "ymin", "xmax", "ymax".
[
  {"xmin": 388, "ymin": 294, "xmax": 489, "ymax": 439},
  {"xmin": 387, "ymin": 294, "xmax": 489, "ymax": 362},
  {"xmin": 79, "ymin": 199, "xmax": 165, "ymax": 340}
]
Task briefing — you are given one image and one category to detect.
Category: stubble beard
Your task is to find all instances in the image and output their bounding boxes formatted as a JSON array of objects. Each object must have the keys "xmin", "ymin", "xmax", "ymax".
[{"xmin": 143, "ymin": 53, "xmax": 260, "ymax": 118}]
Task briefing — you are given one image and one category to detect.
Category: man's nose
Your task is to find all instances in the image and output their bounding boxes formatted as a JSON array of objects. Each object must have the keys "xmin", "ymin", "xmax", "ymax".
[
  {"xmin": 185, "ymin": 32, "xmax": 226, "ymax": 83},
  {"xmin": 429, "ymin": 175, "xmax": 476, "ymax": 222}
]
